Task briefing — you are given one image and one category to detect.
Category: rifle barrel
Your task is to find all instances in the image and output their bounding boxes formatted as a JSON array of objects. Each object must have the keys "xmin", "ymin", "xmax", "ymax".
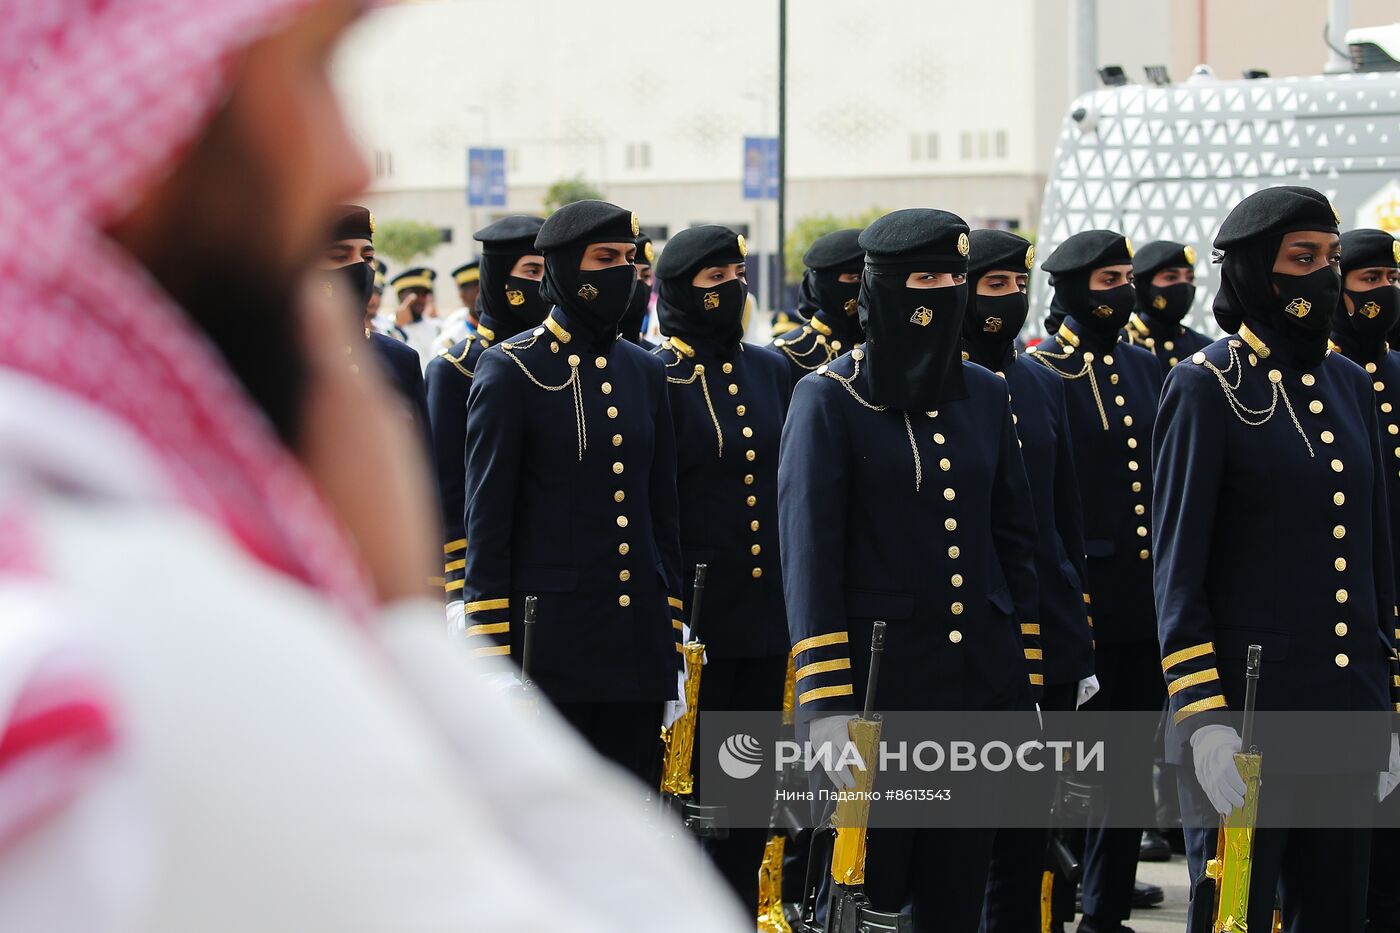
[
  {"xmin": 521, "ymin": 596, "xmax": 538, "ymax": 688},
  {"xmin": 862, "ymin": 621, "xmax": 886, "ymax": 719},
  {"xmin": 688, "ymin": 564, "xmax": 708, "ymax": 643},
  {"xmin": 1240, "ymin": 643, "xmax": 1261, "ymax": 752}
]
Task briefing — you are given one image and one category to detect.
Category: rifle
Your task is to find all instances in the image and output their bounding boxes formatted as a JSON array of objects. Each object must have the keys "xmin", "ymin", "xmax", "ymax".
[
  {"xmin": 517, "ymin": 596, "xmax": 539, "ymax": 713},
  {"xmin": 658, "ymin": 565, "xmax": 727, "ymax": 837},
  {"xmin": 757, "ymin": 656, "xmax": 800, "ymax": 933},
  {"xmin": 1187, "ymin": 644, "xmax": 1263, "ymax": 933},
  {"xmin": 801, "ymin": 621, "xmax": 909, "ymax": 933}
]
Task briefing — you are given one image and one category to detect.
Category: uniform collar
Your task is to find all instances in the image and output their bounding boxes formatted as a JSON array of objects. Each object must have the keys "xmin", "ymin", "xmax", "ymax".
[
  {"xmin": 1328, "ymin": 329, "xmax": 1389, "ymax": 365},
  {"xmin": 1057, "ymin": 315, "xmax": 1120, "ymax": 355},
  {"xmin": 544, "ymin": 306, "xmax": 615, "ymax": 351}
]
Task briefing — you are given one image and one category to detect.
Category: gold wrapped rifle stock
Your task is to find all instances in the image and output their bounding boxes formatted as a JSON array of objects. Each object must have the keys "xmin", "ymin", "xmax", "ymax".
[
  {"xmin": 829, "ymin": 716, "xmax": 883, "ymax": 887},
  {"xmin": 659, "ymin": 640, "xmax": 706, "ymax": 797},
  {"xmin": 756, "ymin": 834, "xmax": 792, "ymax": 933},
  {"xmin": 1206, "ymin": 749, "xmax": 1262, "ymax": 932}
]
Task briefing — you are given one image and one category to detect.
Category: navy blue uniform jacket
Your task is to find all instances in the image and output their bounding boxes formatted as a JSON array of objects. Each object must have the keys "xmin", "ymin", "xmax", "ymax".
[
  {"xmin": 778, "ymin": 350, "xmax": 1041, "ymax": 719},
  {"xmin": 772, "ymin": 315, "xmax": 851, "ymax": 389},
  {"xmin": 460, "ymin": 307, "xmax": 683, "ymax": 703},
  {"xmin": 1153, "ymin": 335, "xmax": 1400, "ymax": 772},
  {"xmin": 655, "ymin": 339, "xmax": 792, "ymax": 659},
  {"xmin": 1124, "ymin": 312, "xmax": 1213, "ymax": 374}
]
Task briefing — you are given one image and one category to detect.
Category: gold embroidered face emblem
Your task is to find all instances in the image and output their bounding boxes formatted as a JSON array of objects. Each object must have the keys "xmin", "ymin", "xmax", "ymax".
[
  {"xmin": 1025, "ymin": 245, "xmax": 1035, "ymax": 270},
  {"xmin": 1092, "ymin": 304, "xmax": 1115, "ymax": 319},
  {"xmin": 909, "ymin": 307, "xmax": 934, "ymax": 327},
  {"xmin": 1284, "ymin": 297, "xmax": 1312, "ymax": 319},
  {"xmin": 1361, "ymin": 300, "xmax": 1383, "ymax": 319},
  {"xmin": 702, "ymin": 291, "xmax": 721, "ymax": 310},
  {"xmin": 644, "ymin": 241, "xmax": 655, "ymax": 264},
  {"xmin": 577, "ymin": 283, "xmax": 600, "ymax": 301},
  {"xmin": 843, "ymin": 297, "xmax": 858, "ymax": 314},
  {"xmin": 506, "ymin": 289, "xmax": 526, "ymax": 306},
  {"xmin": 1153, "ymin": 295, "xmax": 1168, "ymax": 311},
  {"xmin": 957, "ymin": 233, "xmax": 970, "ymax": 257},
  {"xmin": 984, "ymin": 317, "xmax": 1003, "ymax": 333},
  {"xmin": 630, "ymin": 213, "xmax": 640, "ymax": 236},
  {"xmin": 1183, "ymin": 245, "xmax": 1197, "ymax": 265}
]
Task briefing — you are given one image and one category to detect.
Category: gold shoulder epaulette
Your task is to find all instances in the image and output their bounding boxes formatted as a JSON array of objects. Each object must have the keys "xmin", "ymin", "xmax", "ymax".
[
  {"xmin": 776, "ymin": 325, "xmax": 835, "ymax": 371},
  {"xmin": 439, "ymin": 334, "xmax": 478, "ymax": 378},
  {"xmin": 499, "ymin": 326, "xmax": 588, "ymax": 461}
]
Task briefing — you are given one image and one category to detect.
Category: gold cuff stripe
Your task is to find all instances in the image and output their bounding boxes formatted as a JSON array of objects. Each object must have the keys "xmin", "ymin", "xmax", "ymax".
[
  {"xmin": 1168, "ymin": 667, "xmax": 1220, "ymax": 697},
  {"xmin": 1082, "ymin": 592, "xmax": 1092, "ymax": 604},
  {"xmin": 1029, "ymin": 674, "xmax": 1045, "ymax": 685},
  {"xmin": 1024, "ymin": 648, "xmax": 1043, "ymax": 660},
  {"xmin": 668, "ymin": 596, "xmax": 685, "ymax": 610},
  {"xmin": 1393, "ymin": 675, "xmax": 1400, "ymax": 688},
  {"xmin": 445, "ymin": 579, "xmax": 465, "ymax": 592},
  {"xmin": 465, "ymin": 597, "xmax": 510, "ymax": 613},
  {"xmin": 471, "ymin": 644, "xmax": 510, "ymax": 658},
  {"xmin": 444, "ymin": 538, "xmax": 467, "ymax": 554},
  {"xmin": 444, "ymin": 559, "xmax": 466, "ymax": 572},
  {"xmin": 1162, "ymin": 642, "xmax": 1214, "ymax": 673},
  {"xmin": 798, "ymin": 684, "xmax": 855, "ymax": 706},
  {"xmin": 1021, "ymin": 623, "xmax": 1041, "ymax": 635},
  {"xmin": 466, "ymin": 621, "xmax": 510, "ymax": 637},
  {"xmin": 792, "ymin": 631, "xmax": 850, "ymax": 657},
  {"xmin": 795, "ymin": 658, "xmax": 852, "ymax": 682},
  {"xmin": 1173, "ymin": 694, "xmax": 1227, "ymax": 725},
  {"xmin": 673, "ymin": 620, "xmax": 685, "ymax": 631}
]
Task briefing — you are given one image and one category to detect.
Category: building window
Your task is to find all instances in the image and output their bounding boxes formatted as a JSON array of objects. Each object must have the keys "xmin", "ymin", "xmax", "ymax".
[
  {"xmin": 508, "ymin": 148, "xmax": 521, "ymax": 172},
  {"xmin": 374, "ymin": 149, "xmax": 393, "ymax": 177},
  {"xmin": 995, "ymin": 130, "xmax": 1007, "ymax": 158},
  {"xmin": 909, "ymin": 133, "xmax": 923, "ymax": 160},
  {"xmin": 978, "ymin": 132, "xmax": 990, "ymax": 158},
  {"xmin": 960, "ymin": 132, "xmax": 972, "ymax": 159},
  {"xmin": 625, "ymin": 142, "xmax": 652, "ymax": 170},
  {"xmin": 926, "ymin": 133, "xmax": 939, "ymax": 161},
  {"xmin": 439, "ymin": 228, "xmax": 454, "ymax": 244}
]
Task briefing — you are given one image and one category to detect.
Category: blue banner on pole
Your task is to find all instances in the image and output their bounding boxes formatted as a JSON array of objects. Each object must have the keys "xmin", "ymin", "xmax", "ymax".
[
  {"xmin": 743, "ymin": 137, "xmax": 778, "ymax": 201},
  {"xmin": 467, "ymin": 147, "xmax": 507, "ymax": 207}
]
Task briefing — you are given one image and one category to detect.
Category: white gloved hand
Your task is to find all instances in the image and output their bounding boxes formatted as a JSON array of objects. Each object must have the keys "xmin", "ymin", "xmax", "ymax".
[
  {"xmin": 446, "ymin": 599, "xmax": 466, "ymax": 632},
  {"xmin": 1191, "ymin": 724, "xmax": 1247, "ymax": 816},
  {"xmin": 1379, "ymin": 734, "xmax": 1400, "ymax": 802},
  {"xmin": 481, "ymin": 670, "xmax": 522, "ymax": 695},
  {"xmin": 1076, "ymin": 674, "xmax": 1101, "ymax": 709},
  {"xmin": 809, "ymin": 714, "xmax": 862, "ymax": 790},
  {"xmin": 663, "ymin": 668, "xmax": 689, "ymax": 730}
]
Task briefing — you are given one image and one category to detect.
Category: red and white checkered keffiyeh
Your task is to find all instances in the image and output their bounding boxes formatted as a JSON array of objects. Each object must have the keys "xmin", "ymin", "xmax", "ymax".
[{"xmin": 0, "ymin": 0, "xmax": 371, "ymax": 616}]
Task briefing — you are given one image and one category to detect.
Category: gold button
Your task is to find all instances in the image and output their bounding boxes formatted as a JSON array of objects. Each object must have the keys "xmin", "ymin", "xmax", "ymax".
[
  {"xmin": 948, "ymin": 545, "xmax": 960, "ymax": 558},
  {"xmin": 694, "ymin": 364, "xmax": 705, "ymax": 375},
  {"xmin": 607, "ymin": 406, "xmax": 619, "ymax": 419},
  {"xmin": 747, "ymin": 495, "xmax": 757, "ymax": 507},
  {"xmin": 612, "ymin": 434, "xmax": 623, "ymax": 446},
  {"xmin": 949, "ymin": 630, "xmax": 963, "ymax": 644},
  {"xmin": 1377, "ymin": 382, "xmax": 1387, "ymax": 392},
  {"xmin": 1123, "ymin": 416, "xmax": 1134, "ymax": 427},
  {"xmin": 1127, "ymin": 438, "xmax": 1138, "ymax": 449},
  {"xmin": 1335, "ymin": 622, "xmax": 1348, "ymax": 636},
  {"xmin": 1137, "ymin": 526, "xmax": 1148, "ymax": 537},
  {"xmin": 1385, "ymin": 403, "xmax": 1394, "ymax": 413},
  {"xmin": 722, "ymin": 362, "xmax": 733, "ymax": 374},
  {"xmin": 619, "ymin": 594, "xmax": 631, "ymax": 607},
  {"xmin": 1335, "ymin": 557, "xmax": 1347, "ymax": 571},
  {"xmin": 1310, "ymin": 400, "xmax": 1323, "ymax": 414},
  {"xmin": 1336, "ymin": 588, "xmax": 1348, "ymax": 604},
  {"xmin": 1128, "ymin": 460, "xmax": 1140, "ymax": 472},
  {"xmin": 1111, "ymin": 373, "xmax": 1120, "ymax": 384},
  {"xmin": 1139, "ymin": 549, "xmax": 1151, "ymax": 560},
  {"xmin": 751, "ymin": 544, "xmax": 762, "ymax": 556},
  {"xmin": 1334, "ymin": 524, "xmax": 1347, "ymax": 539},
  {"xmin": 939, "ymin": 457, "xmax": 951, "ymax": 471},
  {"xmin": 736, "ymin": 405, "xmax": 747, "ymax": 416},
  {"xmin": 1164, "ymin": 342, "xmax": 1175, "ymax": 351},
  {"xmin": 612, "ymin": 462, "xmax": 624, "ymax": 474},
  {"xmin": 1301, "ymin": 374, "xmax": 1316, "ymax": 386},
  {"xmin": 728, "ymin": 384, "xmax": 739, "ymax": 396},
  {"xmin": 619, "ymin": 569, "xmax": 631, "ymax": 582},
  {"xmin": 1336, "ymin": 653, "xmax": 1350, "ymax": 668},
  {"xmin": 616, "ymin": 515, "xmax": 628, "ymax": 528},
  {"xmin": 1083, "ymin": 352, "xmax": 1095, "ymax": 363},
  {"xmin": 567, "ymin": 354, "xmax": 581, "ymax": 366},
  {"xmin": 943, "ymin": 488, "xmax": 956, "ymax": 501},
  {"xmin": 1321, "ymin": 430, "xmax": 1334, "ymax": 443},
  {"xmin": 1248, "ymin": 353, "xmax": 1258, "ymax": 367},
  {"xmin": 951, "ymin": 573, "xmax": 964, "ymax": 587},
  {"xmin": 1368, "ymin": 362, "xmax": 1379, "ymax": 374},
  {"xmin": 743, "ymin": 426, "xmax": 754, "ymax": 438},
  {"xmin": 619, "ymin": 542, "xmax": 630, "ymax": 555},
  {"xmin": 752, "ymin": 567, "xmax": 763, "ymax": 578},
  {"xmin": 1331, "ymin": 459, "xmax": 1343, "ymax": 473},
  {"xmin": 1268, "ymin": 369, "xmax": 1282, "ymax": 384},
  {"xmin": 926, "ymin": 410, "xmax": 938, "ymax": 418},
  {"xmin": 1333, "ymin": 492, "xmax": 1344, "ymax": 506},
  {"xmin": 614, "ymin": 490, "xmax": 625, "ymax": 503},
  {"xmin": 1391, "ymin": 424, "xmax": 1400, "ymax": 436},
  {"xmin": 1115, "ymin": 395, "xmax": 1126, "ymax": 407},
  {"xmin": 595, "ymin": 356, "xmax": 608, "ymax": 369},
  {"xmin": 1135, "ymin": 504, "xmax": 1146, "ymax": 515},
  {"xmin": 945, "ymin": 518, "xmax": 958, "ymax": 531},
  {"xmin": 549, "ymin": 341, "xmax": 559, "ymax": 353},
  {"xmin": 750, "ymin": 520, "xmax": 760, "ymax": 531},
  {"xmin": 1192, "ymin": 352, "xmax": 1207, "ymax": 364},
  {"xmin": 744, "ymin": 474, "xmax": 754, "ymax": 485},
  {"xmin": 1169, "ymin": 357, "xmax": 1178, "ymax": 365},
  {"xmin": 601, "ymin": 382, "xmax": 613, "ymax": 395},
  {"xmin": 833, "ymin": 341, "xmax": 843, "ymax": 352},
  {"xmin": 1132, "ymin": 481, "xmax": 1143, "ymax": 493},
  {"xmin": 933, "ymin": 433, "xmax": 946, "ymax": 445},
  {"xmin": 746, "ymin": 449, "xmax": 757, "ymax": 461},
  {"xmin": 951, "ymin": 602, "xmax": 965, "ymax": 615},
  {"xmin": 1103, "ymin": 354, "xmax": 1115, "ymax": 365}
]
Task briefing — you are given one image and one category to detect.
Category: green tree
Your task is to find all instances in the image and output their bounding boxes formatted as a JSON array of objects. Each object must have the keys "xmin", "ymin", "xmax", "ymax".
[
  {"xmin": 544, "ymin": 175, "xmax": 605, "ymax": 215},
  {"xmin": 375, "ymin": 220, "xmax": 442, "ymax": 266},
  {"xmin": 783, "ymin": 206, "xmax": 886, "ymax": 284}
]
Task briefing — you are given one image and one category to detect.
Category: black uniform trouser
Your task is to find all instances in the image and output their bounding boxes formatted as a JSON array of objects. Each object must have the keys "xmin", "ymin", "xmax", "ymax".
[
  {"xmin": 1370, "ymin": 804, "xmax": 1400, "ymax": 926},
  {"xmin": 864, "ymin": 826, "xmax": 997, "ymax": 933},
  {"xmin": 1179, "ymin": 769, "xmax": 1374, "ymax": 933},
  {"xmin": 693, "ymin": 653, "xmax": 789, "ymax": 916},
  {"xmin": 554, "ymin": 700, "xmax": 663, "ymax": 786},
  {"xmin": 1078, "ymin": 639, "xmax": 1165, "ymax": 923},
  {"xmin": 980, "ymin": 681, "xmax": 1079, "ymax": 933}
]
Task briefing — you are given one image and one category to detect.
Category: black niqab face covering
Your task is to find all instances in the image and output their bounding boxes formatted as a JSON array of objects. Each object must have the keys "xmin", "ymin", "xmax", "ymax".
[
  {"xmin": 1145, "ymin": 282, "xmax": 1195, "ymax": 325},
  {"xmin": 1270, "ymin": 266, "xmax": 1340, "ymax": 334},
  {"xmin": 494, "ymin": 274, "xmax": 547, "ymax": 332},
  {"xmin": 857, "ymin": 265, "xmax": 968, "ymax": 410},
  {"xmin": 328, "ymin": 260, "xmax": 374, "ymax": 324},
  {"xmin": 656, "ymin": 275, "xmax": 747, "ymax": 357},
  {"xmin": 539, "ymin": 243, "xmax": 636, "ymax": 341},
  {"xmin": 1049, "ymin": 269, "xmax": 1134, "ymax": 337},
  {"xmin": 1338, "ymin": 284, "xmax": 1400, "ymax": 341},
  {"xmin": 963, "ymin": 289, "xmax": 1028, "ymax": 366},
  {"xmin": 811, "ymin": 266, "xmax": 865, "ymax": 344},
  {"xmin": 621, "ymin": 277, "xmax": 651, "ymax": 342}
]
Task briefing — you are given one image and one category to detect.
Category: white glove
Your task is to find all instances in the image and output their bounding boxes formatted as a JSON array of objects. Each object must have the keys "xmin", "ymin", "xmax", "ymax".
[
  {"xmin": 809, "ymin": 713, "xmax": 862, "ymax": 790},
  {"xmin": 446, "ymin": 599, "xmax": 465, "ymax": 632},
  {"xmin": 1380, "ymin": 734, "xmax": 1400, "ymax": 802},
  {"xmin": 1191, "ymin": 724, "xmax": 1247, "ymax": 816},
  {"xmin": 481, "ymin": 670, "xmax": 522, "ymax": 695},
  {"xmin": 1076, "ymin": 674, "xmax": 1100, "ymax": 708},
  {"xmin": 663, "ymin": 668, "xmax": 689, "ymax": 730}
]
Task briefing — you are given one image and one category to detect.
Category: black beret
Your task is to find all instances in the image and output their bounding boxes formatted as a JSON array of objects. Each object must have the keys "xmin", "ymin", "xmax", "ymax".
[
  {"xmin": 474, "ymin": 214, "xmax": 546, "ymax": 255},
  {"xmin": 451, "ymin": 260, "xmax": 480, "ymax": 286},
  {"xmin": 967, "ymin": 229, "xmax": 1035, "ymax": 280},
  {"xmin": 857, "ymin": 208, "xmax": 970, "ymax": 269},
  {"xmin": 635, "ymin": 233, "xmax": 656, "ymax": 267},
  {"xmin": 1041, "ymin": 230, "xmax": 1134, "ymax": 277},
  {"xmin": 1131, "ymin": 240, "xmax": 1197, "ymax": 279},
  {"xmin": 1214, "ymin": 186, "xmax": 1339, "ymax": 251},
  {"xmin": 803, "ymin": 228, "xmax": 865, "ymax": 270},
  {"xmin": 390, "ymin": 267, "xmax": 436, "ymax": 292},
  {"xmin": 654, "ymin": 225, "xmax": 747, "ymax": 281},
  {"xmin": 534, "ymin": 199, "xmax": 640, "ymax": 252},
  {"xmin": 331, "ymin": 204, "xmax": 373, "ymax": 243},
  {"xmin": 1341, "ymin": 228, "xmax": 1400, "ymax": 273}
]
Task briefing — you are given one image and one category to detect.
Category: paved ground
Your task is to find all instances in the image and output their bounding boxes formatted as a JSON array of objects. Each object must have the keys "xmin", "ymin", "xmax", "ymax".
[{"xmin": 1126, "ymin": 855, "xmax": 1191, "ymax": 933}]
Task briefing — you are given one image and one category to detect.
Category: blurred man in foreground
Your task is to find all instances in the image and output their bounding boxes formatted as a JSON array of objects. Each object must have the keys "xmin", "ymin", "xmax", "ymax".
[{"xmin": 0, "ymin": 2, "xmax": 746, "ymax": 931}]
